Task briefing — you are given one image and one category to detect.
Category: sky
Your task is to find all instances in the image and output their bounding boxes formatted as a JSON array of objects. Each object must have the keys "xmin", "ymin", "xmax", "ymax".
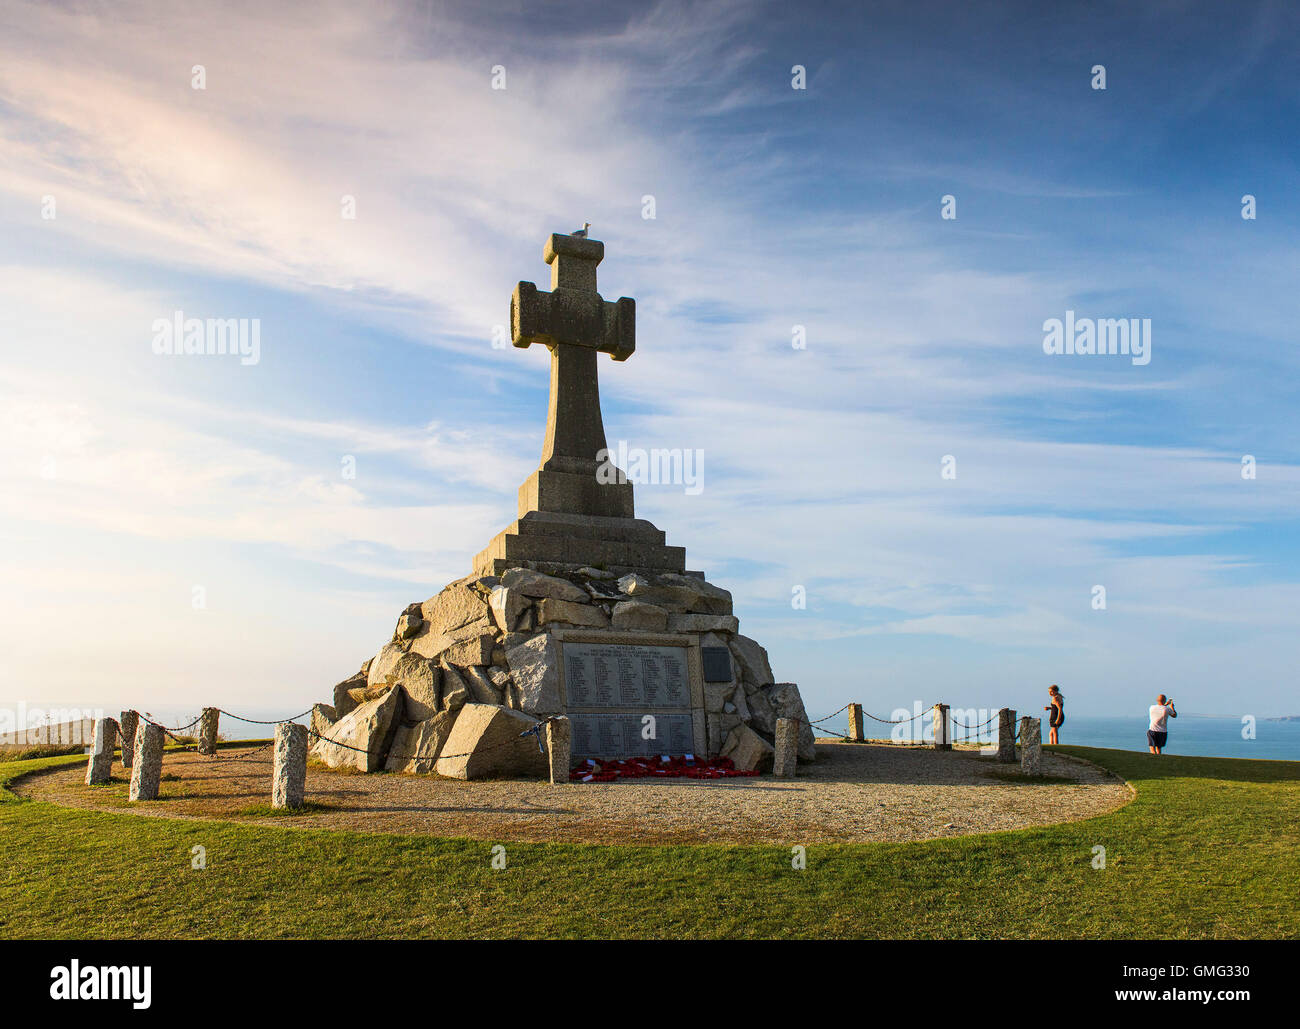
[{"xmin": 1, "ymin": 0, "xmax": 1297, "ymax": 728}]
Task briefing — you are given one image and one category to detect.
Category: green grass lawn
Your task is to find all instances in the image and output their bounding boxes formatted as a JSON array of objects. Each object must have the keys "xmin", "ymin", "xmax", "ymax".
[{"xmin": 1, "ymin": 746, "xmax": 1296, "ymax": 939}]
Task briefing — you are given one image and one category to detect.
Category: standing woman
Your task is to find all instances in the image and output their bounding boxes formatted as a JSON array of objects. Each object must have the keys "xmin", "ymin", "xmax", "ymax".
[{"xmin": 1044, "ymin": 685, "xmax": 1065, "ymax": 744}]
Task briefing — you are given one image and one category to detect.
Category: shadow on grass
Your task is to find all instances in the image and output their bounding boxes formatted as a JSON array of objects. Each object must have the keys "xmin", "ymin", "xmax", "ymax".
[
  {"xmin": 342, "ymin": 803, "xmax": 575, "ymax": 816},
  {"xmin": 781, "ymin": 744, "xmax": 1099, "ymax": 787},
  {"xmin": 1053, "ymin": 745, "xmax": 1300, "ymax": 784},
  {"xmin": 983, "ymin": 769, "xmax": 1077, "ymax": 785},
  {"xmin": 235, "ymin": 801, "xmax": 336, "ymax": 817}
]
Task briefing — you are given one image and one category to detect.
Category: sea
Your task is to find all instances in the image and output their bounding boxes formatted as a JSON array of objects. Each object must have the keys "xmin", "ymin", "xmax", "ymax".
[
  {"xmin": 1037, "ymin": 715, "xmax": 1300, "ymax": 761},
  {"xmin": 809, "ymin": 712, "xmax": 1300, "ymax": 762}
]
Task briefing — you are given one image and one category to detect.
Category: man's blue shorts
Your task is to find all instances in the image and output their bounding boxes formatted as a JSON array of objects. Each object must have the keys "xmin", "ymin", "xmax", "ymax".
[{"xmin": 1147, "ymin": 730, "xmax": 1167, "ymax": 748}]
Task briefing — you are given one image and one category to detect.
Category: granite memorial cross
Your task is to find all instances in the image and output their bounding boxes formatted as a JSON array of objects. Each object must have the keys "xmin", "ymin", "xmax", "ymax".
[
  {"xmin": 474, "ymin": 231, "xmax": 686, "ymax": 575},
  {"xmin": 511, "ymin": 232, "xmax": 636, "ymax": 518}
]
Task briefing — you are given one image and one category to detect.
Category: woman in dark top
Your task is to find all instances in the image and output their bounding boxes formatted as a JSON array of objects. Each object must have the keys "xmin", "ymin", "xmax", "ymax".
[{"xmin": 1044, "ymin": 684, "xmax": 1064, "ymax": 744}]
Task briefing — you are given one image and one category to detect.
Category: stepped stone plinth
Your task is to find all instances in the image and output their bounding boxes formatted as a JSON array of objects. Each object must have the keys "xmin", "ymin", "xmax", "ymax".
[{"xmin": 474, "ymin": 511, "xmax": 686, "ymax": 578}]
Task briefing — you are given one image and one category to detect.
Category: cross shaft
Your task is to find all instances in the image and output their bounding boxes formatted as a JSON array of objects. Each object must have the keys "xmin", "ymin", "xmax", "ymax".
[{"xmin": 510, "ymin": 233, "xmax": 634, "ymax": 475}]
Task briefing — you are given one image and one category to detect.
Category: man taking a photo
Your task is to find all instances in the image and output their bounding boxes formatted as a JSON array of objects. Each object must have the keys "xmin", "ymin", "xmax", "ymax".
[{"xmin": 1148, "ymin": 694, "xmax": 1177, "ymax": 755}]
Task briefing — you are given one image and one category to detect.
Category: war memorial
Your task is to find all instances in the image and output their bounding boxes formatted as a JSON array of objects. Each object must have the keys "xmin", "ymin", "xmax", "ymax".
[{"xmin": 306, "ymin": 231, "xmax": 817, "ymax": 780}]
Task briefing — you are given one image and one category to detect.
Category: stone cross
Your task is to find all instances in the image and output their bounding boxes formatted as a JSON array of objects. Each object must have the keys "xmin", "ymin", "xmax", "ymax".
[{"xmin": 510, "ymin": 233, "xmax": 636, "ymax": 518}]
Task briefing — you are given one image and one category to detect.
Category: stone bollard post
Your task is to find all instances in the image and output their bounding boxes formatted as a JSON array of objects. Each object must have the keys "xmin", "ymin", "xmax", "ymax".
[
  {"xmin": 129, "ymin": 722, "xmax": 165, "ymax": 801},
  {"xmin": 85, "ymin": 717, "xmax": 120, "ymax": 785},
  {"xmin": 272, "ymin": 722, "xmax": 308, "ymax": 810},
  {"xmin": 846, "ymin": 703, "xmax": 865, "ymax": 742},
  {"xmin": 197, "ymin": 707, "xmax": 220, "ymax": 756},
  {"xmin": 119, "ymin": 710, "xmax": 140, "ymax": 768},
  {"xmin": 997, "ymin": 707, "xmax": 1017, "ymax": 763},
  {"xmin": 545, "ymin": 716, "xmax": 571, "ymax": 785},
  {"xmin": 931, "ymin": 703, "xmax": 951, "ymax": 751},
  {"xmin": 1020, "ymin": 716, "xmax": 1041, "ymax": 775},
  {"xmin": 773, "ymin": 717, "xmax": 798, "ymax": 778}
]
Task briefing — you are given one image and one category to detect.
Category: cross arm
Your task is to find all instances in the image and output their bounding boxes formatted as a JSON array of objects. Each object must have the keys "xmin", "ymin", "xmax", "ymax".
[{"xmin": 511, "ymin": 281, "xmax": 635, "ymax": 361}]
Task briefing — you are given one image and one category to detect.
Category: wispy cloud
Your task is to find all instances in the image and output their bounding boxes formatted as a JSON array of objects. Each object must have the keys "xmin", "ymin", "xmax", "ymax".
[{"xmin": 0, "ymin": 0, "xmax": 1296, "ymax": 719}]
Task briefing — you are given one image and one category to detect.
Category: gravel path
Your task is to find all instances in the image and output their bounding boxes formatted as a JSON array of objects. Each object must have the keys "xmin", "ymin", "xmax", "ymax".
[{"xmin": 14, "ymin": 740, "xmax": 1132, "ymax": 845}]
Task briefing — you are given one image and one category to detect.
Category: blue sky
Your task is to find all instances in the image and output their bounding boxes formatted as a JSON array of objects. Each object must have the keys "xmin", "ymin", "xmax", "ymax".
[{"xmin": 0, "ymin": 0, "xmax": 1297, "ymax": 726}]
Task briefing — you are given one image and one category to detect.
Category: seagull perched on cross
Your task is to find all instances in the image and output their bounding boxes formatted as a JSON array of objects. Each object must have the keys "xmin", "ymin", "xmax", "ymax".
[{"xmin": 572, "ymin": 222, "xmax": 591, "ymax": 238}]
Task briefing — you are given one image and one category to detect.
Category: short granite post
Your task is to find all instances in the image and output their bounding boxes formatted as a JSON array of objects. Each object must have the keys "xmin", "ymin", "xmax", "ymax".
[
  {"xmin": 931, "ymin": 703, "xmax": 951, "ymax": 751},
  {"xmin": 85, "ymin": 716, "xmax": 119, "ymax": 785},
  {"xmin": 129, "ymin": 722, "xmax": 165, "ymax": 801},
  {"xmin": 846, "ymin": 703, "xmax": 865, "ymax": 742},
  {"xmin": 119, "ymin": 710, "xmax": 139, "ymax": 768},
  {"xmin": 997, "ymin": 707, "xmax": 1017, "ymax": 763},
  {"xmin": 545, "ymin": 716, "xmax": 571, "ymax": 785},
  {"xmin": 1020, "ymin": 716, "xmax": 1041, "ymax": 775},
  {"xmin": 272, "ymin": 722, "xmax": 308, "ymax": 810},
  {"xmin": 773, "ymin": 717, "xmax": 798, "ymax": 778},
  {"xmin": 197, "ymin": 707, "xmax": 219, "ymax": 756}
]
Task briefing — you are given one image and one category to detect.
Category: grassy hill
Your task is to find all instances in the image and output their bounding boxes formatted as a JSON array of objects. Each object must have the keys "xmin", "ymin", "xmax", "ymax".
[{"xmin": 1, "ymin": 747, "xmax": 1296, "ymax": 939}]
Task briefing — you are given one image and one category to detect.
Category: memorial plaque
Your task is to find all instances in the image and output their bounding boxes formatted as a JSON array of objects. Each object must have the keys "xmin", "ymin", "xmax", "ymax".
[
  {"xmin": 564, "ymin": 642, "xmax": 691, "ymax": 710},
  {"xmin": 701, "ymin": 646, "xmax": 732, "ymax": 683},
  {"xmin": 570, "ymin": 712, "xmax": 696, "ymax": 759},
  {"xmin": 560, "ymin": 638, "xmax": 703, "ymax": 758}
]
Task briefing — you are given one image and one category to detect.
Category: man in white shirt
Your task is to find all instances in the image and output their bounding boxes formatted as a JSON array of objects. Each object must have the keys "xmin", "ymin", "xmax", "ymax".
[{"xmin": 1147, "ymin": 694, "xmax": 1177, "ymax": 755}]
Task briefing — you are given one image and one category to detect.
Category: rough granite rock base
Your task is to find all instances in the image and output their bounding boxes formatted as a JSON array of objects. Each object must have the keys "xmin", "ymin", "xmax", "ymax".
[
  {"xmin": 310, "ymin": 564, "xmax": 813, "ymax": 780},
  {"xmin": 384, "ymin": 710, "xmax": 457, "ymax": 774},
  {"xmin": 434, "ymin": 703, "xmax": 549, "ymax": 779},
  {"xmin": 722, "ymin": 723, "xmax": 775, "ymax": 773},
  {"xmin": 311, "ymin": 688, "xmax": 401, "ymax": 772}
]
